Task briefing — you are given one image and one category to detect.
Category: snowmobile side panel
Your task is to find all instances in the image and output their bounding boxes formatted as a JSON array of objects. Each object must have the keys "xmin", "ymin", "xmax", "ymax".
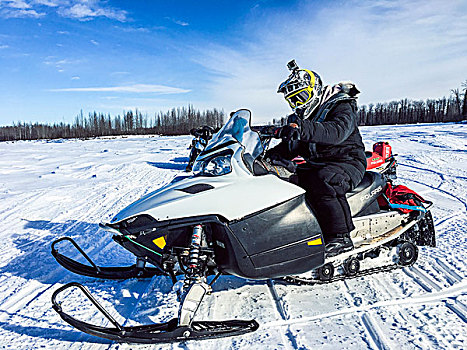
[
  {"xmin": 214, "ymin": 195, "xmax": 325, "ymax": 279},
  {"xmin": 347, "ymin": 171, "xmax": 386, "ymax": 216},
  {"xmin": 214, "ymin": 226, "xmax": 325, "ymax": 279},
  {"xmin": 228, "ymin": 195, "xmax": 322, "ymax": 256}
]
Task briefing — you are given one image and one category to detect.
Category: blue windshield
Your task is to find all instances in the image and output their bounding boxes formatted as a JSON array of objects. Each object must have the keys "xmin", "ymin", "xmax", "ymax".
[{"xmin": 207, "ymin": 109, "xmax": 264, "ymax": 160}]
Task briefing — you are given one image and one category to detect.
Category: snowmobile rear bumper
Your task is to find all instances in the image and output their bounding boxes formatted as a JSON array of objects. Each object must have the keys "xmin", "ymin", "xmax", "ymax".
[
  {"xmin": 51, "ymin": 282, "xmax": 259, "ymax": 343},
  {"xmin": 51, "ymin": 237, "xmax": 162, "ymax": 279}
]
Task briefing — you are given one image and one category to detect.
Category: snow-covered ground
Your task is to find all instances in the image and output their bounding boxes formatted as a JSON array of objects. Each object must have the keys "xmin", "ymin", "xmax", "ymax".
[{"xmin": 0, "ymin": 122, "xmax": 466, "ymax": 349}]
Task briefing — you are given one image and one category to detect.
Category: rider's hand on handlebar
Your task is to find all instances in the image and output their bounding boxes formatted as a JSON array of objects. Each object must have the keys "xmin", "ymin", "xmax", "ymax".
[
  {"xmin": 266, "ymin": 152, "xmax": 297, "ymax": 173},
  {"xmin": 274, "ymin": 123, "xmax": 301, "ymax": 142}
]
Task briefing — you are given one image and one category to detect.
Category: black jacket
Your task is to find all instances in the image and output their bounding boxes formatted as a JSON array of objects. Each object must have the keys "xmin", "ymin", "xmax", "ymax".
[{"xmin": 268, "ymin": 99, "xmax": 366, "ymax": 175}]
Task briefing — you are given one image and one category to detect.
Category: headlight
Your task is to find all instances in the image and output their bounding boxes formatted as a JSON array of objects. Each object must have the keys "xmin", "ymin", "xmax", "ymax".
[{"xmin": 193, "ymin": 153, "xmax": 232, "ymax": 176}]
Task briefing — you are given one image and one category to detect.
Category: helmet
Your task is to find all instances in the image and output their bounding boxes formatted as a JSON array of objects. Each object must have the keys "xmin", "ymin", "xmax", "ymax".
[{"xmin": 277, "ymin": 60, "xmax": 322, "ymax": 114}]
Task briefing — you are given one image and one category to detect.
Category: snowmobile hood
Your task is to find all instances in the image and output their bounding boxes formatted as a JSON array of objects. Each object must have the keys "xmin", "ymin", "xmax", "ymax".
[
  {"xmin": 110, "ymin": 172, "xmax": 304, "ymax": 223},
  {"xmin": 110, "ymin": 109, "xmax": 305, "ymax": 224}
]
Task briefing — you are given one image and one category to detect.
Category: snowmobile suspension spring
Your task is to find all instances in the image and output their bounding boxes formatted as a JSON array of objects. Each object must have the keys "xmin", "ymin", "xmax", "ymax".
[{"xmin": 184, "ymin": 225, "xmax": 203, "ymax": 289}]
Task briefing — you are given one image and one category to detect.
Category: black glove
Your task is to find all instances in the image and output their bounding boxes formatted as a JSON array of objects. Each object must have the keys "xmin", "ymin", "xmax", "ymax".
[
  {"xmin": 267, "ymin": 152, "xmax": 297, "ymax": 173},
  {"xmin": 274, "ymin": 123, "xmax": 301, "ymax": 142}
]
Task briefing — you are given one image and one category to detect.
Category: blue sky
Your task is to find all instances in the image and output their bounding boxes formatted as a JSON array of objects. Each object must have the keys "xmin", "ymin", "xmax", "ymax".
[{"xmin": 0, "ymin": 0, "xmax": 466, "ymax": 125}]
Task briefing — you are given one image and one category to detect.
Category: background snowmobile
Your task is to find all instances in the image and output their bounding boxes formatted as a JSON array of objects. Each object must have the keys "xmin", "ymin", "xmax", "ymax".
[
  {"xmin": 185, "ymin": 125, "xmax": 215, "ymax": 172},
  {"xmin": 51, "ymin": 109, "xmax": 435, "ymax": 344}
]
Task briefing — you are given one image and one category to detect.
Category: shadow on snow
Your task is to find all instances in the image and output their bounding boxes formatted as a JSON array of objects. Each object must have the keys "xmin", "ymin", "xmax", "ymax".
[
  {"xmin": 146, "ymin": 156, "xmax": 189, "ymax": 171},
  {"xmin": 0, "ymin": 218, "xmax": 259, "ymax": 343}
]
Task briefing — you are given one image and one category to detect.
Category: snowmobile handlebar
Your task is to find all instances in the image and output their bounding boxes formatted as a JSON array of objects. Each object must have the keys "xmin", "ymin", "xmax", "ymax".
[{"xmin": 251, "ymin": 125, "xmax": 276, "ymax": 138}]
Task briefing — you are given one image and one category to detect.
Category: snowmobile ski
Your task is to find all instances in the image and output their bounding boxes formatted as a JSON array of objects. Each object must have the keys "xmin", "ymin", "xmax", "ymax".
[
  {"xmin": 51, "ymin": 282, "xmax": 259, "ymax": 344},
  {"xmin": 51, "ymin": 237, "xmax": 163, "ymax": 279}
]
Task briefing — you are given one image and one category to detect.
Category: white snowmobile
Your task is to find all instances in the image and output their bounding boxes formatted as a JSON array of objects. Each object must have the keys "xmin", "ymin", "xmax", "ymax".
[{"xmin": 51, "ymin": 109, "xmax": 435, "ymax": 343}]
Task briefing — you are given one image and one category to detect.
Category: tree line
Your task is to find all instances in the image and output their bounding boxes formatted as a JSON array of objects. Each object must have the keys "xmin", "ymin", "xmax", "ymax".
[
  {"xmin": 1, "ymin": 81, "xmax": 466, "ymax": 141},
  {"xmin": 0, "ymin": 105, "xmax": 225, "ymax": 141},
  {"xmin": 357, "ymin": 81, "xmax": 467, "ymax": 125}
]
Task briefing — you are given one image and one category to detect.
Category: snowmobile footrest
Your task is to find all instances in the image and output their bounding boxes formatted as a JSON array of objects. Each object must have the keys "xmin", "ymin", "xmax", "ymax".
[
  {"xmin": 51, "ymin": 237, "xmax": 162, "ymax": 279},
  {"xmin": 52, "ymin": 282, "xmax": 259, "ymax": 343}
]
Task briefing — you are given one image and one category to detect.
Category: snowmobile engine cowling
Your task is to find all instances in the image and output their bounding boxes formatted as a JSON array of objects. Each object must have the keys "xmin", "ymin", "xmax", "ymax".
[{"xmin": 110, "ymin": 172, "xmax": 305, "ymax": 224}]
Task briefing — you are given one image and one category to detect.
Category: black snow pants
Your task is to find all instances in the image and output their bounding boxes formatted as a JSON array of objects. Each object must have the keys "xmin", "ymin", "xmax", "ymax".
[{"xmin": 297, "ymin": 160, "xmax": 365, "ymax": 241}]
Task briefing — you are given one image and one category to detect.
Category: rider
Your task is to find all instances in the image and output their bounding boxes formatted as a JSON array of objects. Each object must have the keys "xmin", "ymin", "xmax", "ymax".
[{"xmin": 267, "ymin": 60, "xmax": 366, "ymax": 256}]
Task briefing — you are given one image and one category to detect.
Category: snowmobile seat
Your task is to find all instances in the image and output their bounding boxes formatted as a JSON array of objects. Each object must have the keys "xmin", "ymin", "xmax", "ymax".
[
  {"xmin": 346, "ymin": 171, "xmax": 386, "ymax": 216},
  {"xmin": 347, "ymin": 171, "xmax": 378, "ymax": 197}
]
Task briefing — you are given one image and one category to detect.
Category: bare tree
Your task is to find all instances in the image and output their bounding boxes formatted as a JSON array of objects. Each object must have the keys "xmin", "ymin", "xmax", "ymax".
[
  {"xmin": 451, "ymin": 88, "xmax": 461, "ymax": 117},
  {"xmin": 462, "ymin": 80, "xmax": 467, "ymax": 118}
]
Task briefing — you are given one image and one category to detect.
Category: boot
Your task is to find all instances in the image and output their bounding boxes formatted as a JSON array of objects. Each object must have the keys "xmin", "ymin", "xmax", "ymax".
[{"xmin": 325, "ymin": 233, "xmax": 354, "ymax": 257}]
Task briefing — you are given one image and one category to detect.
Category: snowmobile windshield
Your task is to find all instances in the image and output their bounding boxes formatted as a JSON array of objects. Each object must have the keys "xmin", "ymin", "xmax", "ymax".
[{"xmin": 207, "ymin": 109, "xmax": 264, "ymax": 160}]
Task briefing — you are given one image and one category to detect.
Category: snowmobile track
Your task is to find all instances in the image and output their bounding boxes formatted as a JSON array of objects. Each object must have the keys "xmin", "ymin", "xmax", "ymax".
[
  {"xmin": 404, "ymin": 265, "xmax": 467, "ymax": 323},
  {"xmin": 434, "ymin": 211, "xmax": 465, "ymax": 228},
  {"xmin": 266, "ymin": 279, "xmax": 300, "ymax": 350},
  {"xmin": 262, "ymin": 280, "xmax": 467, "ymax": 330},
  {"xmin": 341, "ymin": 280, "xmax": 392, "ymax": 350}
]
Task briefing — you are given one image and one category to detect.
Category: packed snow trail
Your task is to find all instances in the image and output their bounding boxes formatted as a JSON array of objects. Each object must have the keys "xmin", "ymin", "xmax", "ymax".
[{"xmin": 0, "ymin": 123, "xmax": 465, "ymax": 349}]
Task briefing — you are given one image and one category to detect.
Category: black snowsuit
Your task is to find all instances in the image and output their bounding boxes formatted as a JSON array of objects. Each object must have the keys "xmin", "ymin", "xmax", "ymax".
[{"xmin": 268, "ymin": 94, "xmax": 366, "ymax": 241}]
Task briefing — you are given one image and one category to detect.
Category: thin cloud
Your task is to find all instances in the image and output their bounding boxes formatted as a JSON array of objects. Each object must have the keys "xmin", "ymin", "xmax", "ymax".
[
  {"xmin": 3, "ymin": 0, "xmax": 30, "ymax": 9},
  {"xmin": 0, "ymin": 0, "xmax": 128, "ymax": 21},
  {"xmin": 43, "ymin": 57, "xmax": 83, "ymax": 72},
  {"xmin": 115, "ymin": 25, "xmax": 154, "ymax": 33},
  {"xmin": 57, "ymin": 3, "xmax": 127, "ymax": 22},
  {"xmin": 49, "ymin": 84, "xmax": 191, "ymax": 94},
  {"xmin": 0, "ymin": 44, "xmax": 9, "ymax": 49},
  {"xmin": 43, "ymin": 57, "xmax": 82, "ymax": 66},
  {"xmin": 0, "ymin": 0, "xmax": 44, "ymax": 18},
  {"xmin": 33, "ymin": 0, "xmax": 58, "ymax": 7},
  {"xmin": 110, "ymin": 71, "xmax": 130, "ymax": 76},
  {"xmin": 0, "ymin": 7, "xmax": 45, "ymax": 18},
  {"xmin": 165, "ymin": 16, "xmax": 189, "ymax": 27},
  {"xmin": 90, "ymin": 39, "xmax": 98, "ymax": 46}
]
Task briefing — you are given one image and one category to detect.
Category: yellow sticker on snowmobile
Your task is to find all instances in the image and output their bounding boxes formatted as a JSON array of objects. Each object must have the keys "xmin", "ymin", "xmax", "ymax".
[
  {"xmin": 307, "ymin": 238, "xmax": 323, "ymax": 246},
  {"xmin": 153, "ymin": 236, "xmax": 166, "ymax": 250}
]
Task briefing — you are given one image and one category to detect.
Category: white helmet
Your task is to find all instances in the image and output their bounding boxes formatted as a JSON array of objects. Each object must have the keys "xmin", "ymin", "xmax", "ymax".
[{"xmin": 277, "ymin": 60, "xmax": 322, "ymax": 116}]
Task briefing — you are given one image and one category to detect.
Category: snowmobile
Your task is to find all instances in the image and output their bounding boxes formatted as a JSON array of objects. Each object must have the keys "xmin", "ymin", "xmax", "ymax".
[
  {"xmin": 51, "ymin": 109, "xmax": 436, "ymax": 344},
  {"xmin": 185, "ymin": 125, "xmax": 215, "ymax": 172}
]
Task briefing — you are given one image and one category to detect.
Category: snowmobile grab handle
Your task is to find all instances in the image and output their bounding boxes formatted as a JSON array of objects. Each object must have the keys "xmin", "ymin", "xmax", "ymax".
[
  {"xmin": 51, "ymin": 236, "xmax": 163, "ymax": 280},
  {"xmin": 51, "ymin": 237, "xmax": 101, "ymax": 273},
  {"xmin": 51, "ymin": 281, "xmax": 124, "ymax": 332}
]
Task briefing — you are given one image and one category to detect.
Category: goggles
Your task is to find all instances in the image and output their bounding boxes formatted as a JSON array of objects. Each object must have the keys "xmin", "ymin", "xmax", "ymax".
[
  {"xmin": 278, "ymin": 80, "xmax": 308, "ymax": 95},
  {"xmin": 285, "ymin": 86, "xmax": 314, "ymax": 109}
]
